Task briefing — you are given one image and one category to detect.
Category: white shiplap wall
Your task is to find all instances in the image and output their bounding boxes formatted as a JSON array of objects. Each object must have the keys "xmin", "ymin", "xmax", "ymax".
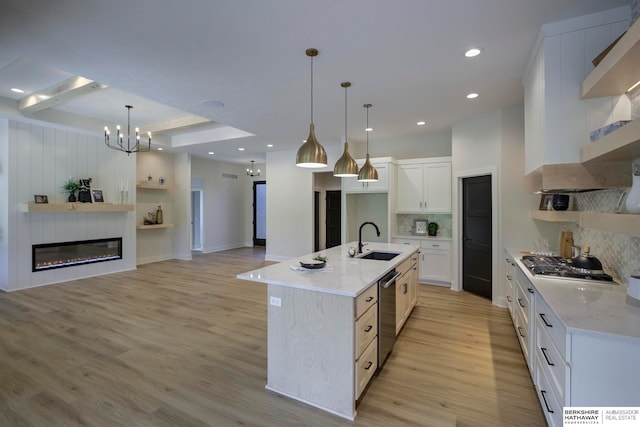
[{"xmin": 2, "ymin": 120, "xmax": 136, "ymax": 291}]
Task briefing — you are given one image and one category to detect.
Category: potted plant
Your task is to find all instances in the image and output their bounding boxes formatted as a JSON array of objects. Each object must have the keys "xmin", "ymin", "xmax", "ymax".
[
  {"xmin": 62, "ymin": 178, "xmax": 80, "ymax": 202},
  {"xmin": 427, "ymin": 221, "xmax": 438, "ymax": 237}
]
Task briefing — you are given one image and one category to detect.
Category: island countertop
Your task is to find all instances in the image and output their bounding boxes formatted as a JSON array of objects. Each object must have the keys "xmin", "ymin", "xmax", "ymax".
[{"xmin": 237, "ymin": 242, "xmax": 420, "ymax": 297}]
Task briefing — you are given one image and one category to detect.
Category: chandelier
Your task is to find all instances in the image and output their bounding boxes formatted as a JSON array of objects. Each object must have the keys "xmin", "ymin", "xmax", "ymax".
[
  {"xmin": 104, "ymin": 105, "xmax": 151, "ymax": 155},
  {"xmin": 247, "ymin": 160, "xmax": 260, "ymax": 177}
]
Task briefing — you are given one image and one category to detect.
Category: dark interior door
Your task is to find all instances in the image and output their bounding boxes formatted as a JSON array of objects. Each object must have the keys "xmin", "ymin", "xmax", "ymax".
[
  {"xmin": 314, "ymin": 191, "xmax": 320, "ymax": 252},
  {"xmin": 325, "ymin": 190, "xmax": 341, "ymax": 248},
  {"xmin": 462, "ymin": 175, "xmax": 492, "ymax": 299}
]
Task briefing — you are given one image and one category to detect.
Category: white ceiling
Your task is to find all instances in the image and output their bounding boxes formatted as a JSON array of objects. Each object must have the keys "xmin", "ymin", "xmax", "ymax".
[{"xmin": 0, "ymin": 0, "xmax": 630, "ymax": 164}]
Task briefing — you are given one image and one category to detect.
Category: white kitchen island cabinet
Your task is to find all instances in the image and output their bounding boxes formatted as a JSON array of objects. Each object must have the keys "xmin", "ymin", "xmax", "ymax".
[
  {"xmin": 237, "ymin": 243, "xmax": 419, "ymax": 420},
  {"xmin": 505, "ymin": 249, "xmax": 640, "ymax": 427}
]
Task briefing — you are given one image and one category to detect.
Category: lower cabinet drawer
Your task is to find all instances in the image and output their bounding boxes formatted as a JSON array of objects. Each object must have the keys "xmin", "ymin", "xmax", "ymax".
[
  {"xmin": 355, "ymin": 304, "xmax": 378, "ymax": 357},
  {"xmin": 355, "ymin": 337, "xmax": 378, "ymax": 399},
  {"xmin": 515, "ymin": 307, "xmax": 529, "ymax": 363},
  {"xmin": 535, "ymin": 295, "xmax": 567, "ymax": 360},
  {"xmin": 536, "ymin": 315, "xmax": 567, "ymax": 402},
  {"xmin": 356, "ymin": 285, "xmax": 378, "ymax": 319},
  {"xmin": 536, "ymin": 352, "xmax": 562, "ymax": 427}
]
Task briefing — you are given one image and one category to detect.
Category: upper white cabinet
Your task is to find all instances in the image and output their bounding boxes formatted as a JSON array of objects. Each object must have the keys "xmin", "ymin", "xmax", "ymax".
[
  {"xmin": 396, "ymin": 158, "xmax": 451, "ymax": 214},
  {"xmin": 342, "ymin": 159, "xmax": 392, "ymax": 193}
]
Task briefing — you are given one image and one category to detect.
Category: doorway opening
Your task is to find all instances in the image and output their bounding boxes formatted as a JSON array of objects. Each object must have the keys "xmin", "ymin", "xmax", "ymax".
[
  {"xmin": 462, "ymin": 175, "xmax": 492, "ymax": 299},
  {"xmin": 325, "ymin": 190, "xmax": 341, "ymax": 248},
  {"xmin": 191, "ymin": 189, "xmax": 203, "ymax": 251},
  {"xmin": 253, "ymin": 181, "xmax": 266, "ymax": 246}
]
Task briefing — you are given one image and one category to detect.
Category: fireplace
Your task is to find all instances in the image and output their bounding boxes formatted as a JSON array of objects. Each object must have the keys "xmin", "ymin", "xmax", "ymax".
[{"xmin": 32, "ymin": 238, "xmax": 123, "ymax": 272}]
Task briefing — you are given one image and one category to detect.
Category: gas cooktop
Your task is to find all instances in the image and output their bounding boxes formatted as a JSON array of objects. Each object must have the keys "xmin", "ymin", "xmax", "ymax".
[{"xmin": 521, "ymin": 255, "xmax": 615, "ymax": 283}]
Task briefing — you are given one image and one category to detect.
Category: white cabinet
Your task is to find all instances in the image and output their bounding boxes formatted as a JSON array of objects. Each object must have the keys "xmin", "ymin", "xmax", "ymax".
[
  {"xmin": 397, "ymin": 159, "xmax": 451, "ymax": 213},
  {"xmin": 342, "ymin": 160, "xmax": 390, "ymax": 193},
  {"xmin": 419, "ymin": 239, "xmax": 451, "ymax": 285}
]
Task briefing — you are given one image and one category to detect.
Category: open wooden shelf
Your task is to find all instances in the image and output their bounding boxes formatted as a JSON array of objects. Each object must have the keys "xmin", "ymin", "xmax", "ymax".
[
  {"xmin": 136, "ymin": 223, "xmax": 175, "ymax": 230},
  {"xmin": 531, "ymin": 210, "xmax": 580, "ymax": 223},
  {"xmin": 24, "ymin": 203, "xmax": 134, "ymax": 213},
  {"xmin": 136, "ymin": 183, "xmax": 176, "ymax": 190},
  {"xmin": 579, "ymin": 212, "xmax": 640, "ymax": 237},
  {"xmin": 581, "ymin": 18, "xmax": 640, "ymax": 99},
  {"xmin": 582, "ymin": 119, "xmax": 640, "ymax": 164}
]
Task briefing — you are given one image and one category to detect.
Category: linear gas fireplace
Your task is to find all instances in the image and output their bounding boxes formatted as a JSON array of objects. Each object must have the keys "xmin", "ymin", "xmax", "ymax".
[{"xmin": 32, "ymin": 238, "xmax": 123, "ymax": 272}]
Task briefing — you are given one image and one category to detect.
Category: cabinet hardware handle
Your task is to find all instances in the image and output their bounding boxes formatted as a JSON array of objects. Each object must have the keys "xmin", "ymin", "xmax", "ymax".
[
  {"xmin": 517, "ymin": 298, "xmax": 526, "ymax": 308},
  {"xmin": 432, "ymin": 244, "xmax": 439, "ymax": 247},
  {"xmin": 506, "ymin": 275, "xmax": 512, "ymax": 280},
  {"xmin": 517, "ymin": 326, "xmax": 526, "ymax": 338},
  {"xmin": 365, "ymin": 296, "xmax": 374, "ymax": 302},
  {"xmin": 506, "ymin": 296, "xmax": 512, "ymax": 302},
  {"xmin": 505, "ymin": 258, "xmax": 510, "ymax": 262},
  {"xmin": 540, "ymin": 347, "xmax": 555, "ymax": 366},
  {"xmin": 540, "ymin": 390, "xmax": 554, "ymax": 413},
  {"xmin": 527, "ymin": 288, "xmax": 534, "ymax": 294},
  {"xmin": 364, "ymin": 325, "xmax": 373, "ymax": 332},
  {"xmin": 364, "ymin": 361, "xmax": 373, "ymax": 370},
  {"xmin": 539, "ymin": 313, "xmax": 553, "ymax": 328},
  {"xmin": 403, "ymin": 283, "xmax": 408, "ymax": 294}
]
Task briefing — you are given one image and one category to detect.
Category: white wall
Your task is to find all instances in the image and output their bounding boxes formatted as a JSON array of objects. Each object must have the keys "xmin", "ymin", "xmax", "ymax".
[
  {"xmin": 0, "ymin": 119, "xmax": 136, "ymax": 291},
  {"xmin": 191, "ymin": 156, "xmax": 249, "ymax": 253},
  {"xmin": 351, "ymin": 131, "xmax": 452, "ymax": 160}
]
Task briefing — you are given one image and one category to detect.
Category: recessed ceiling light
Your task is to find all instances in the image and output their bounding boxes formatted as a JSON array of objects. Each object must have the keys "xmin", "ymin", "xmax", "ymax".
[
  {"xmin": 417, "ymin": 121, "xmax": 426, "ymax": 126},
  {"xmin": 201, "ymin": 99, "xmax": 224, "ymax": 108},
  {"xmin": 365, "ymin": 127, "xmax": 373, "ymax": 132},
  {"xmin": 466, "ymin": 93, "xmax": 479, "ymax": 99},
  {"xmin": 238, "ymin": 147, "xmax": 245, "ymax": 151},
  {"xmin": 267, "ymin": 144, "xmax": 273, "ymax": 148},
  {"xmin": 157, "ymin": 147, "xmax": 163, "ymax": 151},
  {"xmin": 10, "ymin": 87, "xmax": 24, "ymax": 94},
  {"xmin": 465, "ymin": 48, "xmax": 483, "ymax": 58},
  {"xmin": 208, "ymin": 151, "xmax": 215, "ymax": 155}
]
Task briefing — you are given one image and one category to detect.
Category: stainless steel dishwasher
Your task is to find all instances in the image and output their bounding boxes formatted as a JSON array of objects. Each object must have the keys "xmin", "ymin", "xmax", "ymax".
[{"xmin": 377, "ymin": 269, "xmax": 401, "ymax": 371}]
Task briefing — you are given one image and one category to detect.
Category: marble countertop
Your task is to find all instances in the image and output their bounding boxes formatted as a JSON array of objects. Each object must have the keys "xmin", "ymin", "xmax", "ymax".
[
  {"xmin": 506, "ymin": 248, "xmax": 640, "ymax": 340},
  {"xmin": 237, "ymin": 242, "xmax": 420, "ymax": 297}
]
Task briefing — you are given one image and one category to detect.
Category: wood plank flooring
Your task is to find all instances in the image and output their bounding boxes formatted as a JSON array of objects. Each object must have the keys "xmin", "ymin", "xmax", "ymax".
[{"xmin": 0, "ymin": 247, "xmax": 545, "ymax": 426}]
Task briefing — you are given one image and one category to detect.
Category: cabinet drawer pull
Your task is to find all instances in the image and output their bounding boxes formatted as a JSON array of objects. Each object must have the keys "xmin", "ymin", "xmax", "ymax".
[
  {"xmin": 506, "ymin": 295, "xmax": 512, "ymax": 302},
  {"xmin": 364, "ymin": 361, "xmax": 373, "ymax": 370},
  {"xmin": 365, "ymin": 296, "xmax": 374, "ymax": 302},
  {"xmin": 540, "ymin": 390, "xmax": 554, "ymax": 413},
  {"xmin": 506, "ymin": 275, "xmax": 512, "ymax": 280},
  {"xmin": 432, "ymin": 244, "xmax": 439, "ymax": 247},
  {"xmin": 402, "ymin": 283, "xmax": 408, "ymax": 294},
  {"xmin": 364, "ymin": 325, "xmax": 373, "ymax": 332},
  {"xmin": 517, "ymin": 298, "xmax": 526, "ymax": 308},
  {"xmin": 539, "ymin": 313, "xmax": 553, "ymax": 328},
  {"xmin": 517, "ymin": 326, "xmax": 526, "ymax": 338},
  {"xmin": 527, "ymin": 288, "xmax": 534, "ymax": 294},
  {"xmin": 540, "ymin": 347, "xmax": 555, "ymax": 366}
]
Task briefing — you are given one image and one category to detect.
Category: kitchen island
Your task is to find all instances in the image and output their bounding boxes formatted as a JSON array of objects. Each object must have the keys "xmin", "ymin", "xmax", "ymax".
[{"xmin": 237, "ymin": 242, "xmax": 419, "ymax": 420}]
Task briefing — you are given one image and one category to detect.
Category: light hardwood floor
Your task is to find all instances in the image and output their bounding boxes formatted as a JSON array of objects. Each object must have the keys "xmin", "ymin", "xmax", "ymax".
[{"xmin": 0, "ymin": 247, "xmax": 545, "ymax": 426}]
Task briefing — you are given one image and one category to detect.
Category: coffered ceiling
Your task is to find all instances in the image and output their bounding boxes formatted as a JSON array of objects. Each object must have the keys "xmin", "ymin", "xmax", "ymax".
[{"xmin": 0, "ymin": 0, "xmax": 629, "ymax": 163}]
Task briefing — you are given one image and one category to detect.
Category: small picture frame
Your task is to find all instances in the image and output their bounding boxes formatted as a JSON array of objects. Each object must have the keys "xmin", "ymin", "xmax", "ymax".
[
  {"xmin": 91, "ymin": 189, "xmax": 104, "ymax": 203},
  {"xmin": 34, "ymin": 195, "xmax": 48, "ymax": 204},
  {"xmin": 414, "ymin": 219, "xmax": 427, "ymax": 235},
  {"xmin": 539, "ymin": 194, "xmax": 553, "ymax": 210}
]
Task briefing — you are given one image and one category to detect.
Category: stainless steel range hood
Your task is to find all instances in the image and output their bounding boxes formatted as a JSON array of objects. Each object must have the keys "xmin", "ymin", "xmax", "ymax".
[{"xmin": 524, "ymin": 161, "xmax": 630, "ymax": 193}]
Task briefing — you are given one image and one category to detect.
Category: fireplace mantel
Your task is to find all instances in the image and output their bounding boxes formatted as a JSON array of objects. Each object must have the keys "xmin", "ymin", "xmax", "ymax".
[{"xmin": 23, "ymin": 203, "xmax": 134, "ymax": 213}]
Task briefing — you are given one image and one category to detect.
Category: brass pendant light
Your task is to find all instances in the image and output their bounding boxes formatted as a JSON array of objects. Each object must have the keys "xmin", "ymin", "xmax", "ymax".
[
  {"xmin": 357, "ymin": 103, "xmax": 378, "ymax": 182},
  {"xmin": 333, "ymin": 82, "xmax": 358, "ymax": 177},
  {"xmin": 296, "ymin": 48, "xmax": 328, "ymax": 168}
]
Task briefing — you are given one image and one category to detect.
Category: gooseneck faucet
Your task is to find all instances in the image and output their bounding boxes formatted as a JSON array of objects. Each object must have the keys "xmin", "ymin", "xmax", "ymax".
[{"xmin": 358, "ymin": 221, "xmax": 381, "ymax": 254}]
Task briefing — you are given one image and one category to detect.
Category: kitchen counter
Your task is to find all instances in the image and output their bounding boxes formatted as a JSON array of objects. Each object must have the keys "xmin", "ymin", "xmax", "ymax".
[
  {"xmin": 506, "ymin": 248, "xmax": 640, "ymax": 340},
  {"xmin": 237, "ymin": 242, "xmax": 419, "ymax": 297}
]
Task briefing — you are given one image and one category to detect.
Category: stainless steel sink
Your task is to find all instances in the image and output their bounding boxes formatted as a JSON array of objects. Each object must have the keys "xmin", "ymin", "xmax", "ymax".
[{"xmin": 358, "ymin": 251, "xmax": 400, "ymax": 261}]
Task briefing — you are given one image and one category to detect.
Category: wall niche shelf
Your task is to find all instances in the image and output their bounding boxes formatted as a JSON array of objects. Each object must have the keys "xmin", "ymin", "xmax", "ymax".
[
  {"xmin": 531, "ymin": 210, "xmax": 580, "ymax": 223},
  {"xmin": 23, "ymin": 203, "xmax": 134, "ymax": 213},
  {"xmin": 531, "ymin": 210, "xmax": 640, "ymax": 236},
  {"xmin": 137, "ymin": 183, "xmax": 176, "ymax": 190},
  {"xmin": 581, "ymin": 119, "xmax": 640, "ymax": 164},
  {"xmin": 581, "ymin": 18, "xmax": 640, "ymax": 99},
  {"xmin": 136, "ymin": 224, "xmax": 175, "ymax": 230}
]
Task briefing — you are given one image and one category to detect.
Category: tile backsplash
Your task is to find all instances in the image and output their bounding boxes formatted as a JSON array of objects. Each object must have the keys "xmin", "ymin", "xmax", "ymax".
[
  {"xmin": 397, "ymin": 214, "xmax": 452, "ymax": 237},
  {"xmin": 567, "ymin": 189, "xmax": 640, "ymax": 285}
]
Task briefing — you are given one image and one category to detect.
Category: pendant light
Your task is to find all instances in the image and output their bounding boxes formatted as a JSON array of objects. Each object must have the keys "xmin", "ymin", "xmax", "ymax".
[
  {"xmin": 333, "ymin": 82, "xmax": 358, "ymax": 177},
  {"xmin": 296, "ymin": 48, "xmax": 327, "ymax": 168},
  {"xmin": 357, "ymin": 103, "xmax": 378, "ymax": 182}
]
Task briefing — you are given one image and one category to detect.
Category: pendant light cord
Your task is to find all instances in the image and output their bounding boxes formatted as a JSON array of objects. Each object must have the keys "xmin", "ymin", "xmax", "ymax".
[
  {"xmin": 366, "ymin": 105, "xmax": 369, "ymax": 152},
  {"xmin": 344, "ymin": 85, "xmax": 348, "ymax": 138},
  {"xmin": 310, "ymin": 54, "xmax": 314, "ymax": 125}
]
